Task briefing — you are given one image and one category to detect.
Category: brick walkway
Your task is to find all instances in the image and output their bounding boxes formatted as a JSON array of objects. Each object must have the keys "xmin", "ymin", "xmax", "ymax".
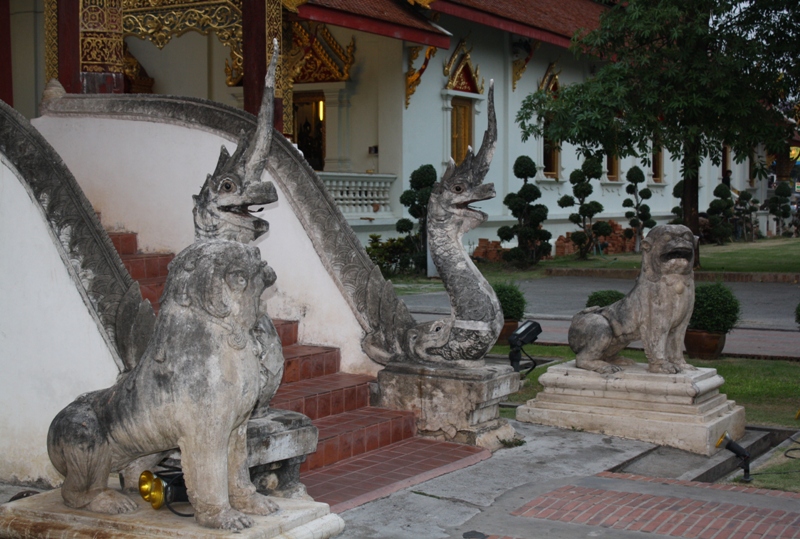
[{"xmin": 489, "ymin": 472, "xmax": 800, "ymax": 539}]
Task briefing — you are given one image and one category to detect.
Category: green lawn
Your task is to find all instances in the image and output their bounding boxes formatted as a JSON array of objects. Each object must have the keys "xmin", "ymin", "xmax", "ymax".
[
  {"xmin": 534, "ymin": 236, "xmax": 800, "ymax": 273},
  {"xmin": 496, "ymin": 344, "xmax": 800, "ymax": 429},
  {"xmin": 743, "ymin": 441, "xmax": 800, "ymax": 492}
]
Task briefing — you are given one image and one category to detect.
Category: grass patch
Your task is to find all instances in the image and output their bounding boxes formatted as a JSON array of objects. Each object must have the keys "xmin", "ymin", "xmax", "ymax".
[
  {"xmin": 743, "ymin": 440, "xmax": 800, "ymax": 492},
  {"xmin": 499, "ymin": 346, "xmax": 800, "ymax": 428},
  {"xmin": 695, "ymin": 237, "xmax": 800, "ymax": 273}
]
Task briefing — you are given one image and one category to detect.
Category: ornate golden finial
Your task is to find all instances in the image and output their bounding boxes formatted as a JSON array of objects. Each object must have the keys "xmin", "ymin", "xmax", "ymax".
[
  {"xmin": 406, "ymin": 46, "xmax": 437, "ymax": 108},
  {"xmin": 407, "ymin": 0, "xmax": 437, "ymax": 7},
  {"xmin": 444, "ymin": 38, "xmax": 483, "ymax": 94},
  {"xmin": 512, "ymin": 39, "xmax": 540, "ymax": 91},
  {"xmin": 539, "ymin": 62, "xmax": 561, "ymax": 92}
]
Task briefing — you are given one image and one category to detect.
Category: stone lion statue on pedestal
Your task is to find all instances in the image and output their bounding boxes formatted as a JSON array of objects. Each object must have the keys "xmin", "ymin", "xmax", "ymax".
[{"xmin": 568, "ymin": 224, "xmax": 697, "ymax": 374}]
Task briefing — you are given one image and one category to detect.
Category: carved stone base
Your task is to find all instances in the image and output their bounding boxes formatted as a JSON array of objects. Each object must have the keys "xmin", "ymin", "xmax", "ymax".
[
  {"xmin": 516, "ymin": 361, "xmax": 745, "ymax": 456},
  {"xmin": 246, "ymin": 409, "xmax": 318, "ymax": 499},
  {"xmin": 377, "ymin": 362, "xmax": 520, "ymax": 451},
  {"xmin": 0, "ymin": 486, "xmax": 344, "ymax": 539}
]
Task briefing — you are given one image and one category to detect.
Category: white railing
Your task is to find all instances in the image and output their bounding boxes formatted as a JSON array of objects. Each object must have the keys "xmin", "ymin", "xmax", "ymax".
[{"xmin": 319, "ymin": 172, "xmax": 397, "ymax": 218}]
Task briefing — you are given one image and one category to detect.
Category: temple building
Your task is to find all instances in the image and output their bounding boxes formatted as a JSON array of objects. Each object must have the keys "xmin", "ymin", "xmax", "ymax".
[{"xmin": 4, "ymin": 0, "xmax": 778, "ymax": 250}]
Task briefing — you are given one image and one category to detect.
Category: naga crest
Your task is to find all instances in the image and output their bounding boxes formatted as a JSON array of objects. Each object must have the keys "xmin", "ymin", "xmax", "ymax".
[
  {"xmin": 430, "ymin": 80, "xmax": 498, "ymax": 233},
  {"xmin": 193, "ymin": 41, "xmax": 280, "ymax": 243}
]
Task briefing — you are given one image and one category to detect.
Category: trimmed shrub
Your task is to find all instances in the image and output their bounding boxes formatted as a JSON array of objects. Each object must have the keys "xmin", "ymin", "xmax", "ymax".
[
  {"xmin": 690, "ymin": 283, "xmax": 741, "ymax": 334},
  {"xmin": 492, "ymin": 281, "xmax": 527, "ymax": 321},
  {"xmin": 586, "ymin": 290, "xmax": 625, "ymax": 308}
]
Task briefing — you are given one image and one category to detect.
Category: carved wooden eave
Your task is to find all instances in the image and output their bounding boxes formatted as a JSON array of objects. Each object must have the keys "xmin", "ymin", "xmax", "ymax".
[
  {"xmin": 539, "ymin": 61, "xmax": 561, "ymax": 92},
  {"xmin": 444, "ymin": 38, "xmax": 483, "ymax": 94},
  {"xmin": 121, "ymin": 0, "xmax": 244, "ymax": 86},
  {"xmin": 291, "ymin": 21, "xmax": 355, "ymax": 84},
  {"xmin": 406, "ymin": 45, "xmax": 437, "ymax": 108},
  {"xmin": 512, "ymin": 38, "xmax": 540, "ymax": 91}
]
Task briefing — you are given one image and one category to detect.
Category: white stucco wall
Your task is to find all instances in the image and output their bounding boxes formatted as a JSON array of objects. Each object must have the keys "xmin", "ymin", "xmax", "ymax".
[
  {"xmin": 0, "ymin": 157, "xmax": 119, "ymax": 486},
  {"xmin": 31, "ymin": 114, "xmax": 377, "ymax": 375}
]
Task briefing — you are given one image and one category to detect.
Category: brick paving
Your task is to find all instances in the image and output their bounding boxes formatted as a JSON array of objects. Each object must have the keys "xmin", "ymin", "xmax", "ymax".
[{"xmin": 508, "ymin": 472, "xmax": 800, "ymax": 539}]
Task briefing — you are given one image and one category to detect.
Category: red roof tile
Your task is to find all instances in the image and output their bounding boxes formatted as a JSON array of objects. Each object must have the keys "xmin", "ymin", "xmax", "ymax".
[{"xmin": 433, "ymin": 0, "xmax": 605, "ymax": 45}]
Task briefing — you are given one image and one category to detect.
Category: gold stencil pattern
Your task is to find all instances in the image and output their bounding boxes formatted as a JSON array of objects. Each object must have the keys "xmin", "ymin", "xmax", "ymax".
[
  {"xmin": 81, "ymin": 0, "xmax": 125, "ymax": 73},
  {"xmin": 45, "ymin": 0, "xmax": 59, "ymax": 81}
]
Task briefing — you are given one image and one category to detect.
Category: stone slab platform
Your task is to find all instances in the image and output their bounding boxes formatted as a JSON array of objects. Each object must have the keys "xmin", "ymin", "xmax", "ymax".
[
  {"xmin": 0, "ymin": 488, "xmax": 344, "ymax": 539},
  {"xmin": 516, "ymin": 361, "xmax": 745, "ymax": 456}
]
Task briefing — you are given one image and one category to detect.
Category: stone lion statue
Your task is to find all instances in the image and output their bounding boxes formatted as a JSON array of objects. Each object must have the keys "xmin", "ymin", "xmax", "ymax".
[
  {"xmin": 47, "ymin": 240, "xmax": 279, "ymax": 530},
  {"xmin": 568, "ymin": 224, "xmax": 696, "ymax": 374}
]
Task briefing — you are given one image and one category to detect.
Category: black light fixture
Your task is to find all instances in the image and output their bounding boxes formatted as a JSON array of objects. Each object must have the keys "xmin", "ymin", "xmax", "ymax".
[
  {"xmin": 716, "ymin": 431, "xmax": 752, "ymax": 482},
  {"xmin": 508, "ymin": 320, "xmax": 542, "ymax": 375}
]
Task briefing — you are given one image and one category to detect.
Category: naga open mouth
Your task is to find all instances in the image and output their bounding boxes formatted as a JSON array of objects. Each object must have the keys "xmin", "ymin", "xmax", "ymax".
[{"xmin": 220, "ymin": 204, "xmax": 265, "ymax": 217}]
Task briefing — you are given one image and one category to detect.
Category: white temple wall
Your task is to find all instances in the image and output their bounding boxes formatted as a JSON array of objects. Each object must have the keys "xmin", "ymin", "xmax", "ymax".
[
  {"xmin": 0, "ymin": 158, "xmax": 119, "ymax": 487},
  {"xmin": 31, "ymin": 114, "xmax": 376, "ymax": 375}
]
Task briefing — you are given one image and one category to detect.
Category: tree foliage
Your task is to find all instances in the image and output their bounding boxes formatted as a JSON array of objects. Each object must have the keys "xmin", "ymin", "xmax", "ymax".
[
  {"xmin": 497, "ymin": 156, "xmax": 552, "ymax": 267},
  {"xmin": 517, "ymin": 0, "xmax": 799, "ymax": 235}
]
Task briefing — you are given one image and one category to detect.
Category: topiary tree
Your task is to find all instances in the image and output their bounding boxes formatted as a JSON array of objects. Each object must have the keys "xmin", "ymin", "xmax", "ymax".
[
  {"xmin": 707, "ymin": 184, "xmax": 735, "ymax": 245},
  {"xmin": 586, "ymin": 290, "xmax": 625, "ymax": 308},
  {"xmin": 767, "ymin": 181, "xmax": 793, "ymax": 236},
  {"xmin": 497, "ymin": 155, "xmax": 552, "ymax": 267},
  {"xmin": 397, "ymin": 164, "xmax": 437, "ymax": 273},
  {"xmin": 622, "ymin": 166, "xmax": 656, "ymax": 252},
  {"xmin": 733, "ymin": 190, "xmax": 759, "ymax": 242},
  {"xmin": 558, "ymin": 157, "xmax": 612, "ymax": 259}
]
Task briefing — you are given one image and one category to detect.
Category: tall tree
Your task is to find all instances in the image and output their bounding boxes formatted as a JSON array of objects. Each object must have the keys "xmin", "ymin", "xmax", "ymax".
[{"xmin": 517, "ymin": 0, "xmax": 799, "ymax": 235}]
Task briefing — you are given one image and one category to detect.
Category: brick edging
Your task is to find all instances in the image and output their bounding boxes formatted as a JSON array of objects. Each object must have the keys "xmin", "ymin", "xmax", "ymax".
[
  {"xmin": 544, "ymin": 268, "xmax": 800, "ymax": 283},
  {"xmin": 597, "ymin": 471, "xmax": 800, "ymax": 499}
]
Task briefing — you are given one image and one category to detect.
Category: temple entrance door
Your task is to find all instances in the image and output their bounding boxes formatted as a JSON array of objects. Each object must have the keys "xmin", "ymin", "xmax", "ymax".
[{"xmin": 293, "ymin": 91, "xmax": 326, "ymax": 171}]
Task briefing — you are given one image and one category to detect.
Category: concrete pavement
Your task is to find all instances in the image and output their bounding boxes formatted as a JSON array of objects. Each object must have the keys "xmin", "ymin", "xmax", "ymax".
[{"xmin": 401, "ymin": 275, "xmax": 800, "ymax": 359}]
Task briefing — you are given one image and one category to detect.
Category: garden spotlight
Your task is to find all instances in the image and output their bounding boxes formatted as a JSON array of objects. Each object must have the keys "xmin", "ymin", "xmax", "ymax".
[
  {"xmin": 509, "ymin": 320, "xmax": 542, "ymax": 375},
  {"xmin": 716, "ymin": 431, "xmax": 751, "ymax": 482}
]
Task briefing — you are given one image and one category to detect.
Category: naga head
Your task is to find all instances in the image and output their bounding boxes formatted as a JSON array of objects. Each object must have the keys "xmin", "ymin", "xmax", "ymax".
[
  {"xmin": 430, "ymin": 80, "xmax": 497, "ymax": 232},
  {"xmin": 193, "ymin": 41, "xmax": 280, "ymax": 243}
]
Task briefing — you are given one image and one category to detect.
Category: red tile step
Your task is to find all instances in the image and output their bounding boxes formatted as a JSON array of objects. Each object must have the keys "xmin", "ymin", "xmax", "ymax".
[
  {"xmin": 108, "ymin": 231, "xmax": 138, "ymax": 256},
  {"xmin": 301, "ymin": 437, "xmax": 491, "ymax": 512},
  {"xmin": 121, "ymin": 252, "xmax": 173, "ymax": 281},
  {"xmin": 303, "ymin": 407, "xmax": 417, "ymax": 471},
  {"xmin": 137, "ymin": 277, "xmax": 167, "ymax": 313},
  {"xmin": 273, "ymin": 319, "xmax": 298, "ymax": 346},
  {"xmin": 271, "ymin": 372, "xmax": 373, "ymax": 420},
  {"xmin": 282, "ymin": 344, "xmax": 340, "ymax": 383}
]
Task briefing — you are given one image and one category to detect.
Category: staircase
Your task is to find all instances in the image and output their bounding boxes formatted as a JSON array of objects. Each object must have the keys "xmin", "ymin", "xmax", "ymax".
[{"xmin": 110, "ymin": 229, "xmax": 491, "ymax": 513}]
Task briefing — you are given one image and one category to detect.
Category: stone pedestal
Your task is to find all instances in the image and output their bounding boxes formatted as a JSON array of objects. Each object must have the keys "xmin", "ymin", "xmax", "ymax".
[
  {"xmin": 0, "ymin": 486, "xmax": 344, "ymax": 539},
  {"xmin": 516, "ymin": 361, "xmax": 745, "ymax": 456},
  {"xmin": 377, "ymin": 362, "xmax": 520, "ymax": 451}
]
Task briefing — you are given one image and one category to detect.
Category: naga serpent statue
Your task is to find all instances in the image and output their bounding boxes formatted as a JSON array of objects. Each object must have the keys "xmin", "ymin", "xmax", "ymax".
[{"xmin": 363, "ymin": 81, "xmax": 502, "ymax": 366}]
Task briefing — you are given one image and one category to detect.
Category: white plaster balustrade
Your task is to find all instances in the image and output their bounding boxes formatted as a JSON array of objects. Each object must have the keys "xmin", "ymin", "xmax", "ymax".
[{"xmin": 319, "ymin": 172, "xmax": 397, "ymax": 218}]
